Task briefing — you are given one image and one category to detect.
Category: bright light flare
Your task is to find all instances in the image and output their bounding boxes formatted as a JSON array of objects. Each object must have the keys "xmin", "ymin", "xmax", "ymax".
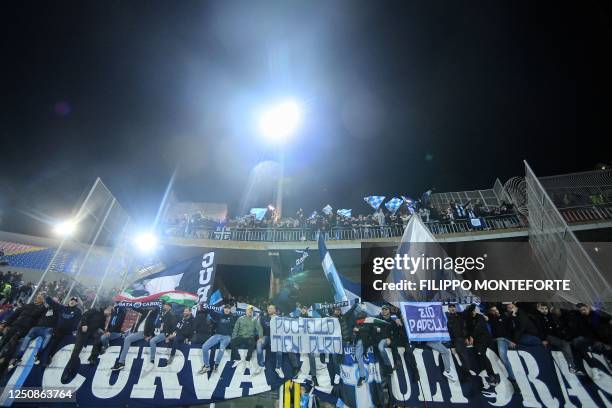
[
  {"xmin": 258, "ymin": 100, "xmax": 303, "ymax": 142},
  {"xmin": 53, "ymin": 220, "xmax": 77, "ymax": 237},
  {"xmin": 134, "ymin": 232, "xmax": 158, "ymax": 253}
]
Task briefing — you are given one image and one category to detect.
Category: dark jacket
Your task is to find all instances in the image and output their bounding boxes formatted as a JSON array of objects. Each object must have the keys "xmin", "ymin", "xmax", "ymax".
[
  {"xmin": 79, "ymin": 308, "xmax": 106, "ymax": 333},
  {"xmin": 446, "ymin": 312, "xmax": 468, "ymax": 340},
  {"xmin": 353, "ymin": 318, "xmax": 376, "ymax": 350},
  {"xmin": 259, "ymin": 314, "xmax": 274, "ymax": 338},
  {"xmin": 337, "ymin": 312, "xmax": 353, "ymax": 342},
  {"xmin": 467, "ymin": 313, "xmax": 492, "ymax": 345},
  {"xmin": 45, "ymin": 297, "xmax": 82, "ymax": 333},
  {"xmin": 2, "ymin": 302, "xmax": 46, "ymax": 329},
  {"xmin": 376, "ymin": 314, "xmax": 400, "ymax": 342},
  {"xmin": 211, "ymin": 312, "xmax": 236, "ymax": 336},
  {"xmin": 159, "ymin": 310, "xmax": 177, "ymax": 336},
  {"xmin": 574, "ymin": 310, "xmax": 612, "ymax": 343},
  {"xmin": 487, "ymin": 313, "xmax": 513, "ymax": 340},
  {"xmin": 132, "ymin": 309, "xmax": 158, "ymax": 337},
  {"xmin": 35, "ymin": 307, "xmax": 58, "ymax": 328},
  {"xmin": 509, "ymin": 309, "xmax": 540, "ymax": 343},
  {"xmin": 533, "ymin": 312, "xmax": 563, "ymax": 340},
  {"xmin": 193, "ymin": 308, "xmax": 210, "ymax": 338},
  {"xmin": 175, "ymin": 315, "xmax": 195, "ymax": 338}
]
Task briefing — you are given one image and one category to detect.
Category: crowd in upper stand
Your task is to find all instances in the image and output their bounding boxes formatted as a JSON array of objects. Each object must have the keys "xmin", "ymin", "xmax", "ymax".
[{"xmin": 165, "ymin": 198, "xmax": 517, "ymax": 238}]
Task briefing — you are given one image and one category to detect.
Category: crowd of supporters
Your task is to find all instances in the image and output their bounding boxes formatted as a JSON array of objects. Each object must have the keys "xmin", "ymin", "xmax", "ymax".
[
  {"xmin": 0, "ymin": 271, "xmax": 117, "ymax": 309},
  {"xmin": 0, "ymin": 277, "xmax": 610, "ymax": 397},
  {"xmin": 165, "ymin": 198, "xmax": 517, "ymax": 239}
]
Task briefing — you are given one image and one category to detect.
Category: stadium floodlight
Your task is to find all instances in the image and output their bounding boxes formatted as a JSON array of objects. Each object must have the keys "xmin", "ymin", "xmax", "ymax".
[
  {"xmin": 133, "ymin": 232, "xmax": 158, "ymax": 253},
  {"xmin": 53, "ymin": 220, "xmax": 77, "ymax": 237},
  {"xmin": 258, "ymin": 99, "xmax": 303, "ymax": 143}
]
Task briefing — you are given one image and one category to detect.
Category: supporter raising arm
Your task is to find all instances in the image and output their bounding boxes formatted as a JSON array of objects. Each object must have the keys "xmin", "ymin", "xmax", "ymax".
[
  {"xmin": 37, "ymin": 295, "xmax": 82, "ymax": 367},
  {"xmin": 0, "ymin": 294, "xmax": 46, "ymax": 374},
  {"xmin": 12, "ymin": 299, "xmax": 57, "ymax": 367}
]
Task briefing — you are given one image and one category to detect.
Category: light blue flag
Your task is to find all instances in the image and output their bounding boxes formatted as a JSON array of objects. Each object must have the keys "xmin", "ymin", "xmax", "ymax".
[
  {"xmin": 337, "ymin": 209, "xmax": 352, "ymax": 218},
  {"xmin": 322, "ymin": 204, "xmax": 333, "ymax": 215},
  {"xmin": 209, "ymin": 289, "xmax": 223, "ymax": 305},
  {"xmin": 249, "ymin": 207, "xmax": 268, "ymax": 221},
  {"xmin": 364, "ymin": 196, "xmax": 386, "ymax": 210},
  {"xmin": 385, "ymin": 197, "xmax": 403, "ymax": 214}
]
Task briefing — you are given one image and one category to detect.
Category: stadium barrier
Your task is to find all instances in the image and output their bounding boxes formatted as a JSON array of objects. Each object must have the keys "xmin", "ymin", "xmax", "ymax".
[{"xmin": 169, "ymin": 214, "xmax": 526, "ymax": 242}]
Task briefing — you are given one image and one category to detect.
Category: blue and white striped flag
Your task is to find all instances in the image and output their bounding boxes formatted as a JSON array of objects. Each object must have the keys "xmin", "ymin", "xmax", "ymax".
[
  {"xmin": 384, "ymin": 197, "xmax": 403, "ymax": 214},
  {"xmin": 308, "ymin": 210, "xmax": 318, "ymax": 220},
  {"xmin": 364, "ymin": 196, "xmax": 385, "ymax": 210},
  {"xmin": 322, "ymin": 204, "xmax": 333, "ymax": 215},
  {"xmin": 337, "ymin": 209, "xmax": 352, "ymax": 218}
]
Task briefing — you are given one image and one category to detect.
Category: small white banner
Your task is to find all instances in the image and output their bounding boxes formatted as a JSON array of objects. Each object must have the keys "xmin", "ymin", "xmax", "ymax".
[{"xmin": 270, "ymin": 316, "xmax": 343, "ymax": 354}]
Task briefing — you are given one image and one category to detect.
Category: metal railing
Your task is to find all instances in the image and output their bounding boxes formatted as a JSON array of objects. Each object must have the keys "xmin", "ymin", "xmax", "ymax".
[
  {"xmin": 558, "ymin": 203, "xmax": 612, "ymax": 224},
  {"xmin": 164, "ymin": 213, "xmax": 526, "ymax": 242}
]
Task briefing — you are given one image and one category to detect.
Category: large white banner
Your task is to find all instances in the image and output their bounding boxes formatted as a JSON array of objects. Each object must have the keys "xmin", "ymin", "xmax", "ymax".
[{"xmin": 270, "ymin": 316, "xmax": 343, "ymax": 354}]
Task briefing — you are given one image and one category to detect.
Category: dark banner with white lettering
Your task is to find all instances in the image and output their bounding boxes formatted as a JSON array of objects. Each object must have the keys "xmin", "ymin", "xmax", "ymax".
[
  {"xmin": 115, "ymin": 251, "xmax": 218, "ymax": 306},
  {"xmin": 1, "ymin": 336, "xmax": 611, "ymax": 407}
]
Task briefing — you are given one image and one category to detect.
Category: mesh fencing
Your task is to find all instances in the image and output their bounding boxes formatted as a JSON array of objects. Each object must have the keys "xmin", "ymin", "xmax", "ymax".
[
  {"xmin": 525, "ymin": 161, "xmax": 612, "ymax": 310},
  {"xmin": 30, "ymin": 178, "xmax": 132, "ymax": 308}
]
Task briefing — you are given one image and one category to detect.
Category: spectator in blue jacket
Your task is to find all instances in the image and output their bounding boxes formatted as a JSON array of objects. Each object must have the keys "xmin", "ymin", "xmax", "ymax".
[{"xmin": 36, "ymin": 296, "xmax": 82, "ymax": 366}]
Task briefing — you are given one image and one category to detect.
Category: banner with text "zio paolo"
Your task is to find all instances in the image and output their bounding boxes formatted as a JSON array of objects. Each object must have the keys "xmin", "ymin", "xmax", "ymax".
[
  {"xmin": 400, "ymin": 301, "xmax": 450, "ymax": 342},
  {"xmin": 270, "ymin": 316, "xmax": 343, "ymax": 354}
]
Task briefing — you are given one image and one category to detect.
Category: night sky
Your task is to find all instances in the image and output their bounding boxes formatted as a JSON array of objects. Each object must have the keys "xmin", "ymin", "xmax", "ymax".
[{"xmin": 2, "ymin": 1, "xmax": 611, "ymax": 236}]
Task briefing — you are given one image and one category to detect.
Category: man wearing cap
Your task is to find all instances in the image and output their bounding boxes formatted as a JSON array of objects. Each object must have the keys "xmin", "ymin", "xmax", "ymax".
[
  {"xmin": 230, "ymin": 305, "xmax": 262, "ymax": 370},
  {"xmin": 148, "ymin": 301, "xmax": 176, "ymax": 364},
  {"xmin": 37, "ymin": 295, "xmax": 82, "ymax": 367},
  {"xmin": 199, "ymin": 304, "xmax": 236, "ymax": 374}
]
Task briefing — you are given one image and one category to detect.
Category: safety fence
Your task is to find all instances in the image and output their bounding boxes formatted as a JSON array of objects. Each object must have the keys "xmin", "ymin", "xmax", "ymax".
[
  {"xmin": 557, "ymin": 203, "xmax": 612, "ymax": 224},
  {"xmin": 165, "ymin": 213, "xmax": 526, "ymax": 242}
]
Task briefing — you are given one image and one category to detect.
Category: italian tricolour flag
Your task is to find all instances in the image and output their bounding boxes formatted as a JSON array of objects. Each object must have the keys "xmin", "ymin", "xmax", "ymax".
[{"xmin": 114, "ymin": 290, "xmax": 198, "ymax": 307}]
